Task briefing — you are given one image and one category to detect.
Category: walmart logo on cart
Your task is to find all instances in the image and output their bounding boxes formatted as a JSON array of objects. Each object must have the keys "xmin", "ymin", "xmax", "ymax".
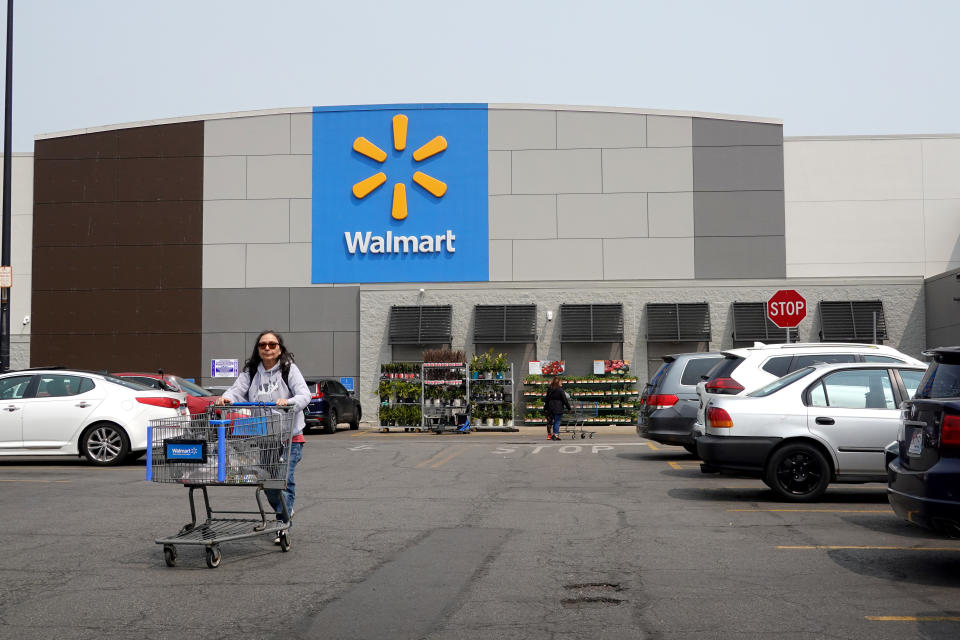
[{"xmin": 311, "ymin": 104, "xmax": 489, "ymax": 284}]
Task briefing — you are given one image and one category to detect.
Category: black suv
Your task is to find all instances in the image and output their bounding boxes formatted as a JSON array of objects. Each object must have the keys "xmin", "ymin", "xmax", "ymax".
[
  {"xmin": 638, "ymin": 352, "xmax": 724, "ymax": 454},
  {"xmin": 887, "ymin": 347, "xmax": 960, "ymax": 536},
  {"xmin": 304, "ymin": 379, "xmax": 362, "ymax": 434}
]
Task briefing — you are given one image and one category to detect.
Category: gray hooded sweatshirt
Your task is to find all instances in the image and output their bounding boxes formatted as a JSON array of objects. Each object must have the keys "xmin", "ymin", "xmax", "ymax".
[{"xmin": 222, "ymin": 361, "xmax": 312, "ymax": 437}]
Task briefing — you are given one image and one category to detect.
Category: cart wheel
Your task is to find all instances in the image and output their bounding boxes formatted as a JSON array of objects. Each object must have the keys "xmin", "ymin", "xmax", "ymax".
[
  {"xmin": 581, "ymin": 433, "xmax": 586, "ymax": 439},
  {"xmin": 205, "ymin": 545, "xmax": 222, "ymax": 569},
  {"xmin": 163, "ymin": 545, "xmax": 177, "ymax": 567},
  {"xmin": 589, "ymin": 433, "xmax": 594, "ymax": 438},
  {"xmin": 279, "ymin": 531, "xmax": 291, "ymax": 552}
]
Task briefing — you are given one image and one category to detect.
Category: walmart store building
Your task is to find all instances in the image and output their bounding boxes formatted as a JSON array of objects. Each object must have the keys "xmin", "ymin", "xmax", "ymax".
[{"xmin": 7, "ymin": 103, "xmax": 960, "ymax": 421}]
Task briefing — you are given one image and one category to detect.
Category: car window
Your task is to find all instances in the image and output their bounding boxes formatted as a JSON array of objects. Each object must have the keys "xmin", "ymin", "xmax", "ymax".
[
  {"xmin": 645, "ymin": 362, "xmax": 669, "ymax": 393},
  {"xmin": 916, "ymin": 361, "xmax": 960, "ymax": 399},
  {"xmin": 36, "ymin": 374, "xmax": 93, "ymax": 398},
  {"xmin": 863, "ymin": 355, "xmax": 905, "ymax": 364},
  {"xmin": 748, "ymin": 367, "xmax": 815, "ymax": 398},
  {"xmin": 705, "ymin": 356, "xmax": 743, "ymax": 382},
  {"xmin": 680, "ymin": 357, "xmax": 724, "ymax": 386},
  {"xmin": 761, "ymin": 356, "xmax": 792, "ymax": 377},
  {"xmin": 898, "ymin": 369, "xmax": 924, "ymax": 399},
  {"xmin": 330, "ymin": 381, "xmax": 347, "ymax": 395},
  {"xmin": 811, "ymin": 369, "xmax": 895, "ymax": 409},
  {"xmin": 103, "ymin": 375, "xmax": 153, "ymax": 391},
  {"xmin": 175, "ymin": 377, "xmax": 213, "ymax": 397},
  {"xmin": 0, "ymin": 375, "xmax": 33, "ymax": 400},
  {"xmin": 793, "ymin": 354, "xmax": 857, "ymax": 370},
  {"xmin": 128, "ymin": 376, "xmax": 162, "ymax": 389}
]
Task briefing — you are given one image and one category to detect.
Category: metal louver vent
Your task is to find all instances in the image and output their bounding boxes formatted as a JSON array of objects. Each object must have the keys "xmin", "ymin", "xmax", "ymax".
[
  {"xmin": 819, "ymin": 300, "xmax": 887, "ymax": 342},
  {"xmin": 474, "ymin": 305, "xmax": 537, "ymax": 343},
  {"xmin": 732, "ymin": 302, "xmax": 798, "ymax": 342},
  {"xmin": 646, "ymin": 303, "xmax": 711, "ymax": 342},
  {"xmin": 560, "ymin": 304, "xmax": 623, "ymax": 342},
  {"xmin": 388, "ymin": 305, "xmax": 452, "ymax": 344}
]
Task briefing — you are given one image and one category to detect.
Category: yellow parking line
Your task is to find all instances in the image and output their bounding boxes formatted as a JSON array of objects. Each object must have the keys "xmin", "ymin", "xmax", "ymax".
[
  {"xmin": 778, "ymin": 545, "xmax": 960, "ymax": 551},
  {"xmin": 645, "ymin": 442, "xmax": 660, "ymax": 450},
  {"xmin": 732, "ymin": 508, "xmax": 892, "ymax": 513},
  {"xmin": 868, "ymin": 616, "xmax": 960, "ymax": 622},
  {"xmin": 429, "ymin": 447, "xmax": 468, "ymax": 468},
  {"xmin": 0, "ymin": 478, "xmax": 72, "ymax": 483},
  {"xmin": 667, "ymin": 461, "xmax": 683, "ymax": 470}
]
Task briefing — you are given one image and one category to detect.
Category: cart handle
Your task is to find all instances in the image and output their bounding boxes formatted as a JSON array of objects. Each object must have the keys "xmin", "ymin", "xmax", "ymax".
[{"xmin": 219, "ymin": 402, "xmax": 295, "ymax": 410}]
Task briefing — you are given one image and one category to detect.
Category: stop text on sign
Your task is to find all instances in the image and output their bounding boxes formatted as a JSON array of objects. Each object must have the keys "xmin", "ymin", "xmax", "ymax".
[{"xmin": 769, "ymin": 300, "xmax": 805, "ymax": 316}]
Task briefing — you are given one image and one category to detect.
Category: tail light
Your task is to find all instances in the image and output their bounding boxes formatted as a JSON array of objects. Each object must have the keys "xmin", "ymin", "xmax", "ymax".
[
  {"xmin": 646, "ymin": 394, "xmax": 679, "ymax": 409},
  {"xmin": 942, "ymin": 414, "xmax": 960, "ymax": 448},
  {"xmin": 311, "ymin": 384, "xmax": 324, "ymax": 400},
  {"xmin": 705, "ymin": 377, "xmax": 745, "ymax": 395},
  {"xmin": 137, "ymin": 397, "xmax": 181, "ymax": 410},
  {"xmin": 707, "ymin": 406, "xmax": 734, "ymax": 428}
]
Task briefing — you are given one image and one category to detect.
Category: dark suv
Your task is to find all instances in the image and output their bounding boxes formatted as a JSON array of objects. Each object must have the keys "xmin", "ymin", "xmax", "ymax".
[
  {"xmin": 887, "ymin": 346, "xmax": 960, "ymax": 536},
  {"xmin": 638, "ymin": 352, "xmax": 724, "ymax": 453},
  {"xmin": 305, "ymin": 379, "xmax": 362, "ymax": 434}
]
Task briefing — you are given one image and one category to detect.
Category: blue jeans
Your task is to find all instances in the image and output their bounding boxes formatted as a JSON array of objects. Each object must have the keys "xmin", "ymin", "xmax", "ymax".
[
  {"xmin": 552, "ymin": 413, "xmax": 562, "ymax": 435},
  {"xmin": 266, "ymin": 442, "xmax": 302, "ymax": 523}
]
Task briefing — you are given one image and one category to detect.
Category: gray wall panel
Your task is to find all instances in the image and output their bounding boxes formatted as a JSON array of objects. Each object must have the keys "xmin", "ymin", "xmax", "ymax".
[
  {"xmin": 512, "ymin": 149, "xmax": 601, "ymax": 194},
  {"xmin": 694, "ymin": 236, "xmax": 786, "ymax": 279},
  {"xmin": 489, "ymin": 195, "xmax": 556, "ymax": 239},
  {"xmin": 203, "ymin": 288, "xmax": 290, "ymax": 332},
  {"xmin": 489, "ymin": 110, "xmax": 556, "ymax": 150},
  {"xmin": 205, "ymin": 114, "xmax": 291, "ymax": 156},
  {"xmin": 201, "ymin": 332, "xmax": 250, "ymax": 383},
  {"xmin": 290, "ymin": 287, "xmax": 360, "ymax": 332},
  {"xmin": 693, "ymin": 118, "xmax": 783, "ymax": 147},
  {"xmin": 334, "ymin": 331, "xmax": 360, "ymax": 377},
  {"xmin": 648, "ymin": 192, "xmax": 694, "ymax": 237},
  {"xmin": 648, "ymin": 116, "xmax": 692, "ymax": 147},
  {"xmin": 557, "ymin": 193, "xmax": 648, "ymax": 238},
  {"xmin": 283, "ymin": 331, "xmax": 335, "ymax": 378},
  {"xmin": 694, "ymin": 191, "xmax": 785, "ymax": 237},
  {"xmin": 557, "ymin": 111, "xmax": 646, "ymax": 149},
  {"xmin": 693, "ymin": 146, "xmax": 784, "ymax": 192},
  {"xmin": 603, "ymin": 147, "xmax": 693, "ymax": 193},
  {"xmin": 489, "ymin": 151, "xmax": 511, "ymax": 195}
]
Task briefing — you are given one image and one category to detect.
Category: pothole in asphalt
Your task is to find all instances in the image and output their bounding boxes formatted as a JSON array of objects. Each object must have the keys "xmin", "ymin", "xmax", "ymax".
[{"xmin": 561, "ymin": 583, "xmax": 625, "ymax": 608}]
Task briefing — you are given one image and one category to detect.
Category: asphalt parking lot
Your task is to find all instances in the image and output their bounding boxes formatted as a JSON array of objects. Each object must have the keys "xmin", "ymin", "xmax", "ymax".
[{"xmin": 1, "ymin": 425, "xmax": 958, "ymax": 639}]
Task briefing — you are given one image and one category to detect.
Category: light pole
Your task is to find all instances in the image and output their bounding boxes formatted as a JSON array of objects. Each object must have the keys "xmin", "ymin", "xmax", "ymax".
[{"xmin": 0, "ymin": 0, "xmax": 12, "ymax": 372}]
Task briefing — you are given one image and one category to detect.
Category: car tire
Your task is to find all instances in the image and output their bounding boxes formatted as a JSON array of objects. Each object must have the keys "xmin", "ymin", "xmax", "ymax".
[
  {"xmin": 80, "ymin": 422, "xmax": 130, "ymax": 466},
  {"xmin": 349, "ymin": 405, "xmax": 360, "ymax": 430},
  {"xmin": 765, "ymin": 443, "xmax": 830, "ymax": 502},
  {"xmin": 324, "ymin": 409, "xmax": 338, "ymax": 434}
]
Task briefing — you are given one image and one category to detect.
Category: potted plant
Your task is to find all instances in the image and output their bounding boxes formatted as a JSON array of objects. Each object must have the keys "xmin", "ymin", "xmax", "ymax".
[{"xmin": 493, "ymin": 352, "xmax": 508, "ymax": 379}]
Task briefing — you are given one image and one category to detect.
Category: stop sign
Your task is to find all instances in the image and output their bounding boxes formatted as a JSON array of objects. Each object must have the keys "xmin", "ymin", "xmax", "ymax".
[{"xmin": 767, "ymin": 290, "xmax": 807, "ymax": 328}]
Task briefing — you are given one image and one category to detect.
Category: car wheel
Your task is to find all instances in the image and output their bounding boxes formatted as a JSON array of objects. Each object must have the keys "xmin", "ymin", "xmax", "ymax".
[
  {"xmin": 765, "ymin": 443, "xmax": 830, "ymax": 502},
  {"xmin": 81, "ymin": 422, "xmax": 130, "ymax": 466},
  {"xmin": 324, "ymin": 409, "xmax": 338, "ymax": 434},
  {"xmin": 349, "ymin": 405, "xmax": 360, "ymax": 430}
]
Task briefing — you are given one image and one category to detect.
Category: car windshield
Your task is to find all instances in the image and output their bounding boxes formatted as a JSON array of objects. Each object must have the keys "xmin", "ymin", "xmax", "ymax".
[
  {"xmin": 102, "ymin": 374, "xmax": 152, "ymax": 391},
  {"xmin": 916, "ymin": 360, "xmax": 960, "ymax": 399},
  {"xmin": 747, "ymin": 367, "xmax": 816, "ymax": 398},
  {"xmin": 174, "ymin": 377, "xmax": 214, "ymax": 397}
]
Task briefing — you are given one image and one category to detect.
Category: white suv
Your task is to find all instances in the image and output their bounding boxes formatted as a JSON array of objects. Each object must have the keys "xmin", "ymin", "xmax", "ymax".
[{"xmin": 692, "ymin": 343, "xmax": 925, "ymax": 438}]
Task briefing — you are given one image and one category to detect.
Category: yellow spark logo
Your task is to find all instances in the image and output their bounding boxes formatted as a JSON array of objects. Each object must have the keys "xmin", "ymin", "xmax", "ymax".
[{"xmin": 351, "ymin": 114, "xmax": 448, "ymax": 220}]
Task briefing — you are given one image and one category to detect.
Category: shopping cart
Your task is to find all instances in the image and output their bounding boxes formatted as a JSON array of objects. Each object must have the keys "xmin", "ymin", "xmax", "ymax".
[
  {"xmin": 147, "ymin": 403, "xmax": 295, "ymax": 568},
  {"xmin": 558, "ymin": 404, "xmax": 595, "ymax": 439}
]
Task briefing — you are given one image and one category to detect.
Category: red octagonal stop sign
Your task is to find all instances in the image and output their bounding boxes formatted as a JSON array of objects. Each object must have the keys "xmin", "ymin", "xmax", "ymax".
[{"xmin": 767, "ymin": 290, "xmax": 807, "ymax": 328}]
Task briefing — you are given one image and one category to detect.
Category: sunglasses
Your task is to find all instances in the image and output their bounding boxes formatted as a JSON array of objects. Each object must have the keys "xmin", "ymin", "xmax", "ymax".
[{"xmin": 257, "ymin": 341, "xmax": 279, "ymax": 350}]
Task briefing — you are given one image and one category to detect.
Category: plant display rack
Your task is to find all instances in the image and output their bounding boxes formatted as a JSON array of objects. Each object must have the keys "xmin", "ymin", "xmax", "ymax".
[
  {"xmin": 521, "ymin": 373, "xmax": 639, "ymax": 426},
  {"xmin": 377, "ymin": 362, "xmax": 423, "ymax": 432},
  {"xmin": 422, "ymin": 361, "xmax": 469, "ymax": 432},
  {"xmin": 468, "ymin": 363, "xmax": 515, "ymax": 430}
]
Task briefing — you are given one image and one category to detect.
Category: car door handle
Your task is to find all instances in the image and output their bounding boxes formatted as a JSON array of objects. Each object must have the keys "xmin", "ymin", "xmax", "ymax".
[
  {"xmin": 3, "ymin": 405, "xmax": 19, "ymax": 412},
  {"xmin": 75, "ymin": 401, "xmax": 91, "ymax": 408},
  {"xmin": 815, "ymin": 417, "xmax": 835, "ymax": 425}
]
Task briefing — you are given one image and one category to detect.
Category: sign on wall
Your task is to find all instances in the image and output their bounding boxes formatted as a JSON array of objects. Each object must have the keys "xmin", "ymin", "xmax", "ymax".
[
  {"xmin": 211, "ymin": 359, "xmax": 239, "ymax": 378},
  {"xmin": 312, "ymin": 104, "xmax": 489, "ymax": 283}
]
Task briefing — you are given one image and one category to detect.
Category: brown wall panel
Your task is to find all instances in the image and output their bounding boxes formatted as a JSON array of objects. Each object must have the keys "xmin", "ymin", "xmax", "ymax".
[
  {"xmin": 31, "ymin": 333, "xmax": 201, "ymax": 375},
  {"xmin": 33, "ymin": 121, "xmax": 205, "ymax": 380},
  {"xmin": 32, "ymin": 245, "xmax": 201, "ymax": 290},
  {"xmin": 117, "ymin": 122, "xmax": 203, "ymax": 159},
  {"xmin": 34, "ymin": 131, "xmax": 120, "ymax": 160},
  {"xmin": 117, "ymin": 157, "xmax": 203, "ymax": 201},
  {"xmin": 34, "ymin": 201, "xmax": 202, "ymax": 247},
  {"xmin": 34, "ymin": 158, "xmax": 118, "ymax": 203}
]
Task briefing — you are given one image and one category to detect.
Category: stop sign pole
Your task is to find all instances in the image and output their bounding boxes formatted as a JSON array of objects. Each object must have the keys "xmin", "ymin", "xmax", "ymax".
[{"xmin": 767, "ymin": 290, "xmax": 807, "ymax": 343}]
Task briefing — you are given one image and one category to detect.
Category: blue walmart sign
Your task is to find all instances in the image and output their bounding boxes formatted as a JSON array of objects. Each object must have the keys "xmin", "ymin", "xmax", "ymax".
[{"xmin": 312, "ymin": 104, "xmax": 489, "ymax": 283}]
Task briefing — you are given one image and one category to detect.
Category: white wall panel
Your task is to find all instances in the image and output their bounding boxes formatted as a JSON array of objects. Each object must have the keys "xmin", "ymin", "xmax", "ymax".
[
  {"xmin": 204, "ymin": 199, "xmax": 290, "ymax": 244},
  {"xmin": 203, "ymin": 244, "xmax": 247, "ymax": 288},
  {"xmin": 923, "ymin": 199, "xmax": 960, "ymax": 269},
  {"xmin": 246, "ymin": 243, "xmax": 312, "ymax": 287},
  {"xmin": 921, "ymin": 138, "xmax": 960, "ymax": 199},
  {"xmin": 512, "ymin": 239, "xmax": 603, "ymax": 280},
  {"xmin": 602, "ymin": 238, "xmax": 695, "ymax": 279},
  {"xmin": 557, "ymin": 193, "xmax": 647, "ymax": 238},
  {"xmin": 205, "ymin": 114, "xmax": 291, "ymax": 156}
]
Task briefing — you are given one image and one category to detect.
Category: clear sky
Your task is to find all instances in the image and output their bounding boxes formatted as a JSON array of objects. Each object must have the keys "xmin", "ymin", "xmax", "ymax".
[{"xmin": 4, "ymin": 0, "xmax": 958, "ymax": 151}]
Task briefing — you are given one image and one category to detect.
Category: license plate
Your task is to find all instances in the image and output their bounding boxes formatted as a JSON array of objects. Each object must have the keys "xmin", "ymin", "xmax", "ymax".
[{"xmin": 907, "ymin": 430, "xmax": 923, "ymax": 456}]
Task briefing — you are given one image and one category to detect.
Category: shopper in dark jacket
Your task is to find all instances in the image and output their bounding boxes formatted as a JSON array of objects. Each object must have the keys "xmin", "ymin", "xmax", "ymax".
[{"xmin": 544, "ymin": 377, "xmax": 571, "ymax": 441}]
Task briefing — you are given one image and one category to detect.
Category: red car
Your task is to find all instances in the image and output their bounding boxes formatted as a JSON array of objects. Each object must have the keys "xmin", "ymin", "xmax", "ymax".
[{"xmin": 113, "ymin": 372, "xmax": 217, "ymax": 416}]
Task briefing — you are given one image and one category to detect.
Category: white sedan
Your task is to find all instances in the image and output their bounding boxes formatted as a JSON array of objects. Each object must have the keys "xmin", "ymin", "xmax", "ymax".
[
  {"xmin": 696, "ymin": 362, "xmax": 926, "ymax": 501},
  {"xmin": 0, "ymin": 369, "xmax": 187, "ymax": 465}
]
